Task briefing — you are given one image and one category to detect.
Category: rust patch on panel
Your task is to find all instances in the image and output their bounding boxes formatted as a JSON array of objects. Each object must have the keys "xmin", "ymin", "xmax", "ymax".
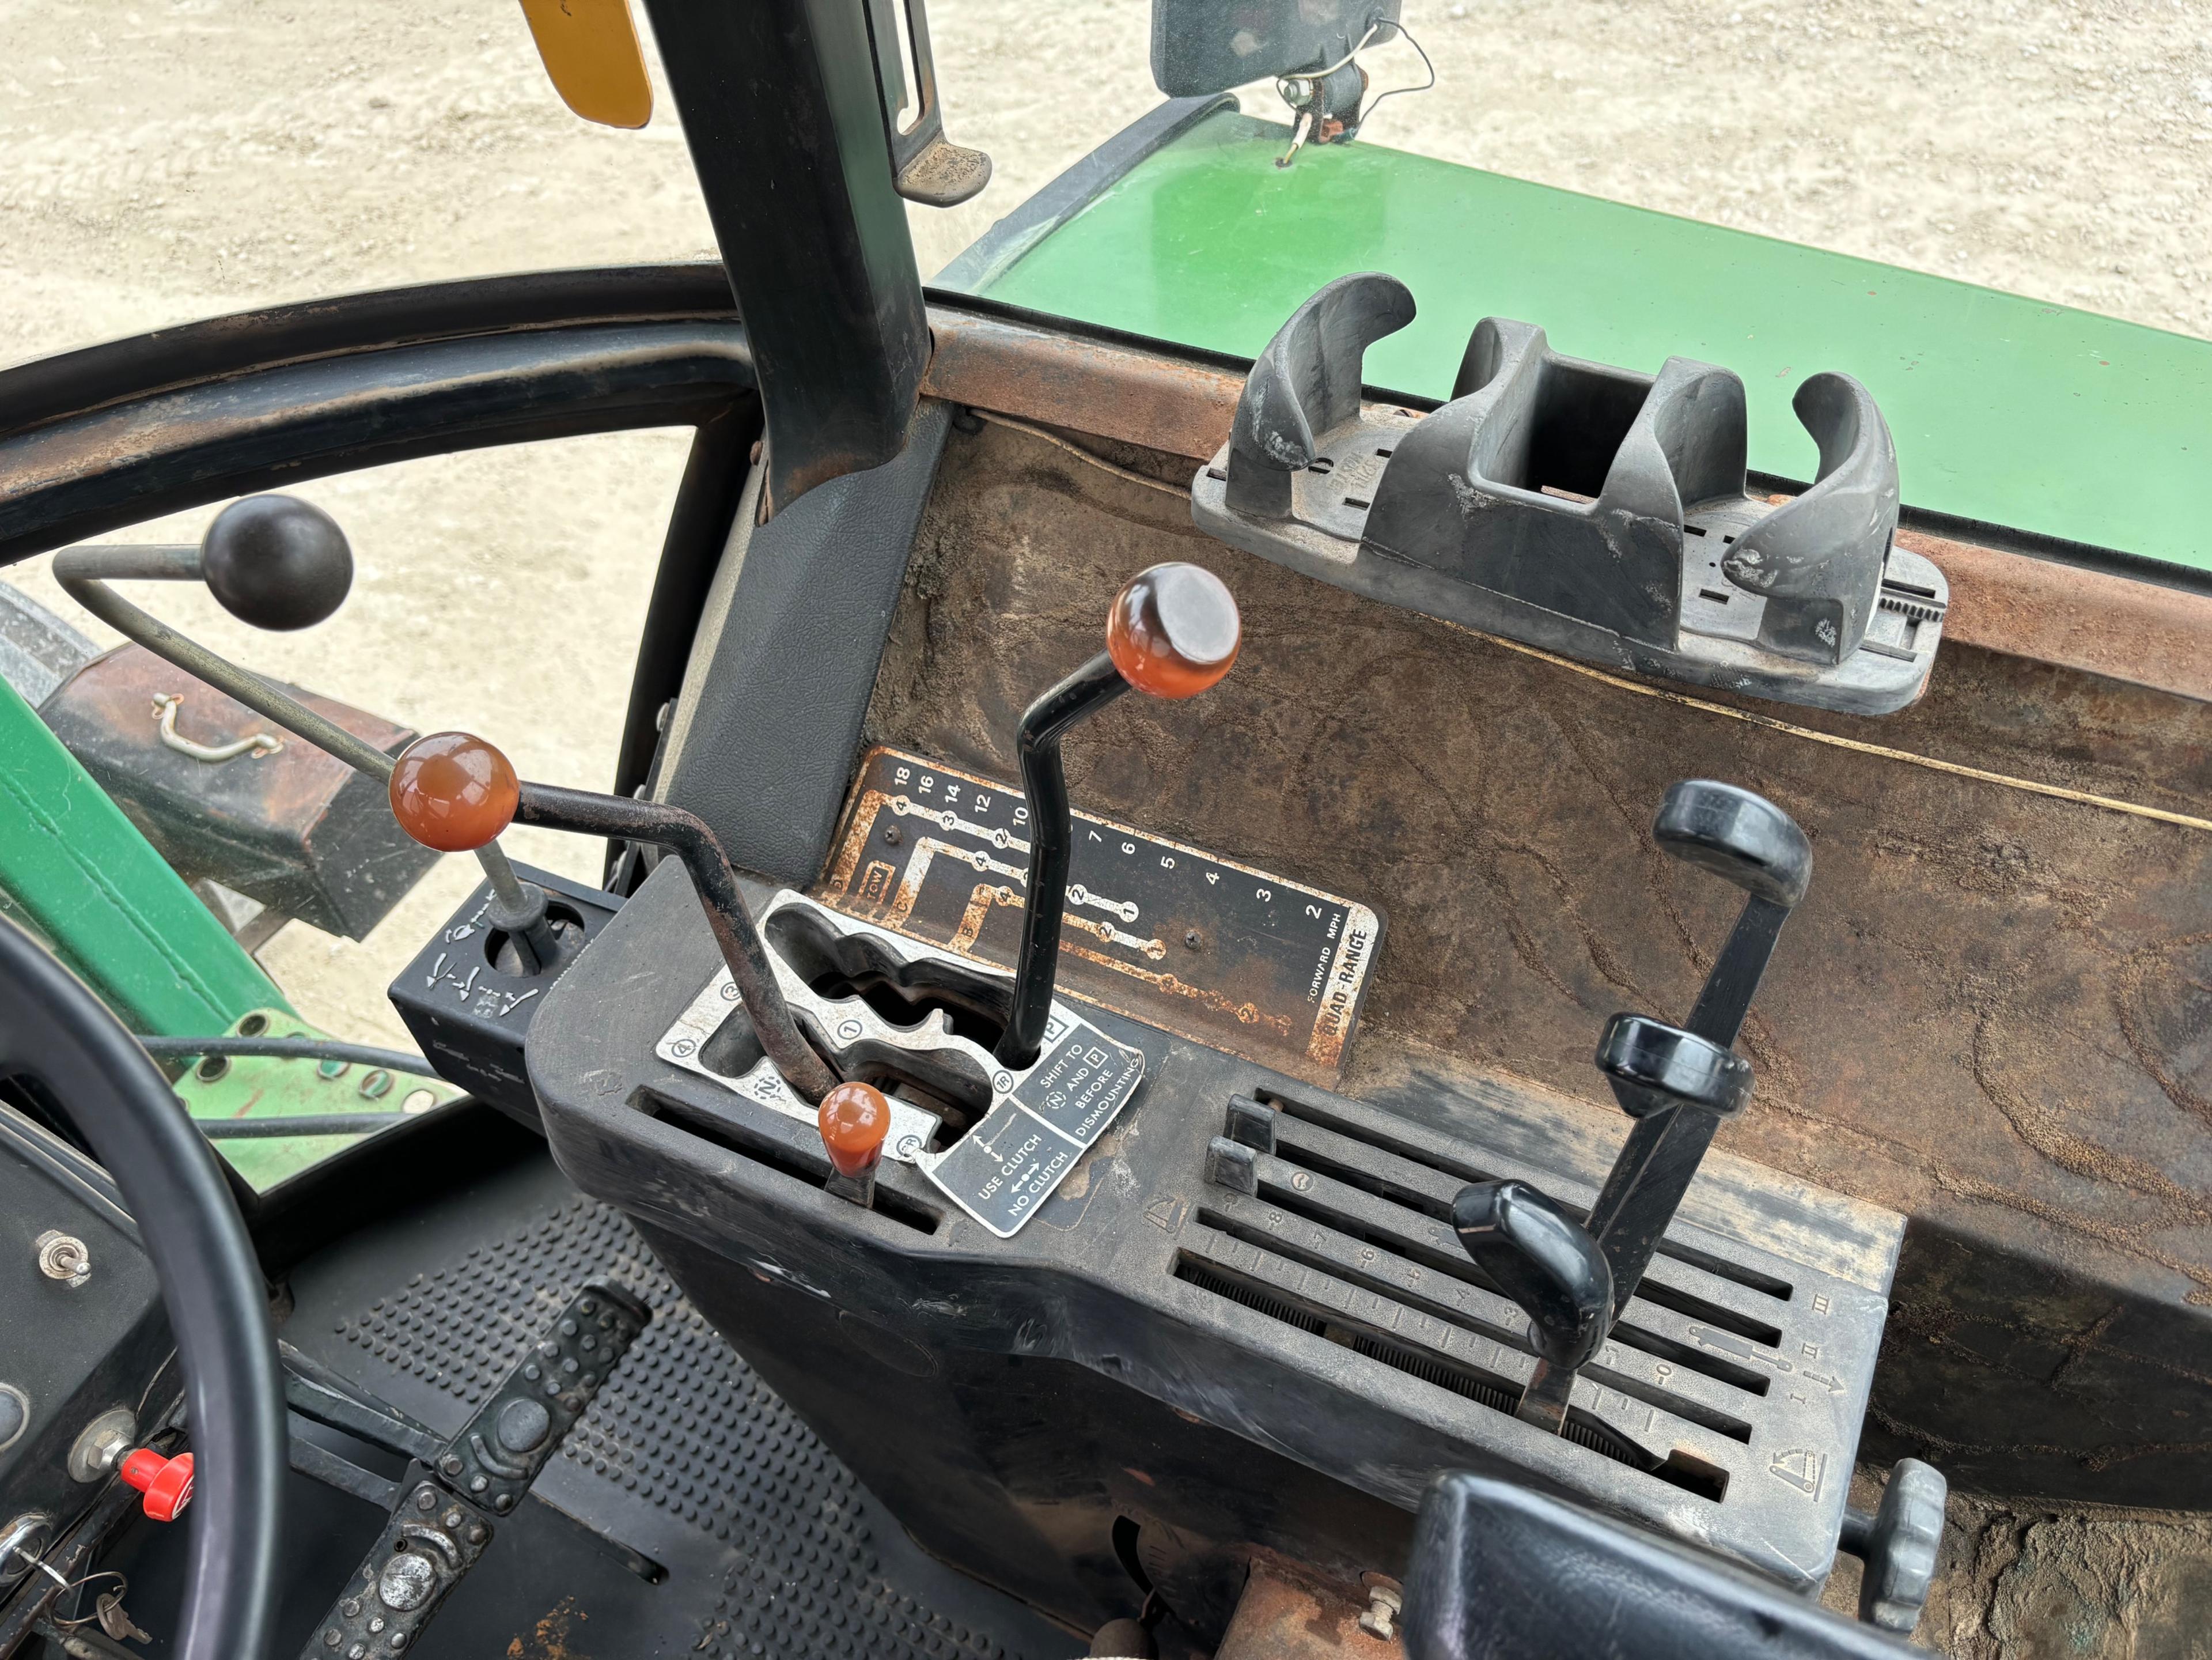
[
  {"xmin": 925, "ymin": 309, "xmax": 1240, "ymax": 466},
  {"xmin": 1214, "ymin": 1566, "xmax": 1401, "ymax": 1660},
  {"xmin": 817, "ymin": 747, "xmax": 1381, "ymax": 1084},
  {"xmin": 1900, "ymin": 527, "xmax": 2212, "ymax": 705}
]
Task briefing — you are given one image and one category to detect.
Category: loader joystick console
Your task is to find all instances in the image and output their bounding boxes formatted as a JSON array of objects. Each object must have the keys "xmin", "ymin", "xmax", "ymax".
[{"xmin": 32, "ymin": 517, "xmax": 1937, "ymax": 1655}]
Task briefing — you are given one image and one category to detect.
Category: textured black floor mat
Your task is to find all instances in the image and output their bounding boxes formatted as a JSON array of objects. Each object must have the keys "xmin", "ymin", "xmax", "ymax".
[{"xmin": 279, "ymin": 1148, "xmax": 1075, "ymax": 1660}]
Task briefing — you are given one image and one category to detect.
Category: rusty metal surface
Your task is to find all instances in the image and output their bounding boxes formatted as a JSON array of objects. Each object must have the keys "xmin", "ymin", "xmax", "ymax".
[
  {"xmin": 921, "ymin": 305, "xmax": 2212, "ymax": 705},
  {"xmin": 816, "ymin": 746, "xmax": 1383, "ymax": 1084},
  {"xmin": 1901, "ymin": 527, "xmax": 2212, "ymax": 704},
  {"xmin": 37, "ymin": 642, "xmax": 433, "ymax": 939},
  {"xmin": 860, "ymin": 416, "xmax": 2212, "ymax": 1508},
  {"xmin": 1214, "ymin": 1566, "xmax": 1402, "ymax": 1660},
  {"xmin": 923, "ymin": 309, "xmax": 1241, "ymax": 467}
]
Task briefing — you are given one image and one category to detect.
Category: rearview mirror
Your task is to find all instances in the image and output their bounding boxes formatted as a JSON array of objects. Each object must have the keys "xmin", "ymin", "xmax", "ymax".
[{"xmin": 1150, "ymin": 0, "xmax": 1401, "ymax": 97}]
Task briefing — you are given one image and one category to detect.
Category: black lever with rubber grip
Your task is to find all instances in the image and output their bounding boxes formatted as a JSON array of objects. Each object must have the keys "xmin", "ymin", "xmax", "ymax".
[
  {"xmin": 1582, "ymin": 781, "xmax": 1810, "ymax": 1317},
  {"xmin": 1452, "ymin": 1180, "xmax": 1614, "ymax": 1432}
]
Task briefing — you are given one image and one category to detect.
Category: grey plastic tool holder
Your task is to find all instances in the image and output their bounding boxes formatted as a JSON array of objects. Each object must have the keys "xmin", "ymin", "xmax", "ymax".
[{"xmin": 1192, "ymin": 273, "xmax": 1946, "ymax": 715}]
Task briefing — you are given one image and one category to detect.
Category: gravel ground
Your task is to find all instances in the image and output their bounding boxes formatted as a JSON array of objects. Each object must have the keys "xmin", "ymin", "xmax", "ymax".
[{"xmin": 2, "ymin": 0, "xmax": 2208, "ymax": 1047}]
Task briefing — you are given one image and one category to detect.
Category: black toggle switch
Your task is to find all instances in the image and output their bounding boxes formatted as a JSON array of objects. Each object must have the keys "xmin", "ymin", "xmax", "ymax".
[
  {"xmin": 1582, "ymin": 780, "xmax": 1811, "ymax": 1318},
  {"xmin": 995, "ymin": 563, "xmax": 1241, "ymax": 1069},
  {"xmin": 1452, "ymin": 1180, "xmax": 1613, "ymax": 1432}
]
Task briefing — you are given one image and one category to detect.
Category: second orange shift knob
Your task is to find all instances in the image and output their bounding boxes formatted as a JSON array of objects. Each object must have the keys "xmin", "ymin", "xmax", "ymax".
[
  {"xmin": 818, "ymin": 1081, "xmax": 892, "ymax": 1178},
  {"xmin": 1105, "ymin": 562, "xmax": 1241, "ymax": 698},
  {"xmin": 389, "ymin": 731, "xmax": 520, "ymax": 852}
]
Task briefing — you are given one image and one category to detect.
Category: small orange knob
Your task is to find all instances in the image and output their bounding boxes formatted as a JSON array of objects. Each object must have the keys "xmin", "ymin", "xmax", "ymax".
[
  {"xmin": 818, "ymin": 1081, "xmax": 891, "ymax": 1178},
  {"xmin": 1105, "ymin": 562, "xmax": 1240, "ymax": 699},
  {"xmin": 389, "ymin": 732, "xmax": 519, "ymax": 852}
]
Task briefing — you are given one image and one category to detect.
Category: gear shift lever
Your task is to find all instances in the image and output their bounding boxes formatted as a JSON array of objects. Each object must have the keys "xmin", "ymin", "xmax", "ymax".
[{"xmin": 995, "ymin": 563, "xmax": 1241, "ymax": 1069}]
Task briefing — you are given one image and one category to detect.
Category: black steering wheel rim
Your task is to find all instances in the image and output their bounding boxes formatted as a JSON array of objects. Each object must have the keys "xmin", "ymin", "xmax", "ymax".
[{"xmin": 0, "ymin": 916, "xmax": 283, "ymax": 1660}]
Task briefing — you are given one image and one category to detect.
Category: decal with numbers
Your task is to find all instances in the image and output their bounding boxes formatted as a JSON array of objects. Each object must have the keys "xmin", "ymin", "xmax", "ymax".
[{"xmin": 820, "ymin": 747, "xmax": 1384, "ymax": 1083}]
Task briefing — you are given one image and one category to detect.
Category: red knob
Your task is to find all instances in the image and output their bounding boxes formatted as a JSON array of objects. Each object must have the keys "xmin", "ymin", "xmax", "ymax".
[
  {"xmin": 1105, "ymin": 562, "xmax": 1241, "ymax": 699},
  {"xmin": 119, "ymin": 1448, "xmax": 194, "ymax": 1521},
  {"xmin": 389, "ymin": 731, "xmax": 520, "ymax": 852},
  {"xmin": 818, "ymin": 1081, "xmax": 892, "ymax": 1179}
]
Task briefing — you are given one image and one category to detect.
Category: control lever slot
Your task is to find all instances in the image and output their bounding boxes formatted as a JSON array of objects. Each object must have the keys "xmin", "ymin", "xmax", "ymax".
[
  {"xmin": 763, "ymin": 901, "xmax": 1011, "ymax": 1052},
  {"xmin": 1171, "ymin": 1253, "xmax": 1728, "ymax": 1499},
  {"xmin": 1239, "ymin": 1163, "xmax": 1771, "ymax": 1400},
  {"xmin": 1258, "ymin": 1101, "xmax": 1790, "ymax": 1344},
  {"xmin": 1255, "ymin": 1085, "xmax": 1794, "ymax": 1300},
  {"xmin": 1193, "ymin": 1203, "xmax": 1758, "ymax": 1443},
  {"xmin": 638, "ymin": 1086, "xmax": 944, "ymax": 1236}
]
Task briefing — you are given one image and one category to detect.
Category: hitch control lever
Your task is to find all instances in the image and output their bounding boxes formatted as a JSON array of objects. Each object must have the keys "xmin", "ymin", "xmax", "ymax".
[
  {"xmin": 1448, "ymin": 781, "xmax": 1804, "ymax": 1439},
  {"xmin": 384, "ymin": 739, "xmax": 840, "ymax": 1105},
  {"xmin": 997, "ymin": 563, "xmax": 1241, "ymax": 1069},
  {"xmin": 1452, "ymin": 1180, "xmax": 1613, "ymax": 1432},
  {"xmin": 52, "ymin": 495, "xmax": 565, "ymax": 973},
  {"xmin": 1582, "ymin": 781, "xmax": 1810, "ymax": 1317}
]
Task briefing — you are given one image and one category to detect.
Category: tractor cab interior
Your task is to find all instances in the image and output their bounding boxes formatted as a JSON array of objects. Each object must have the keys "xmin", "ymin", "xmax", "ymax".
[{"xmin": 3, "ymin": 5, "xmax": 2210, "ymax": 1660}]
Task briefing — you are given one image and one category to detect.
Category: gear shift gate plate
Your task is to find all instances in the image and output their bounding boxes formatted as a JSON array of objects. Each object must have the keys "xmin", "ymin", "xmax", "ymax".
[{"xmin": 654, "ymin": 891, "xmax": 1147, "ymax": 1237}]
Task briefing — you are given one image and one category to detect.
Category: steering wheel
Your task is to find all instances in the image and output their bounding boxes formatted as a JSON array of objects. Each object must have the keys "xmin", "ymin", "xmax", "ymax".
[{"xmin": 0, "ymin": 916, "xmax": 284, "ymax": 1660}]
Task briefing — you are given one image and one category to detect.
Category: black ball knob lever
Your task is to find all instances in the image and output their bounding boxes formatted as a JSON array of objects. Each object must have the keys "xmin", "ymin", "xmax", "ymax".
[
  {"xmin": 199, "ymin": 494, "xmax": 354, "ymax": 631},
  {"xmin": 1452, "ymin": 1180, "xmax": 1613, "ymax": 1432}
]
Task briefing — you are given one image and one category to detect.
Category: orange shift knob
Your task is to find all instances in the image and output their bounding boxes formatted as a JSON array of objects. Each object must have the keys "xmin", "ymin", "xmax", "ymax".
[
  {"xmin": 389, "ymin": 731, "xmax": 520, "ymax": 852},
  {"xmin": 1105, "ymin": 562, "xmax": 1240, "ymax": 698},
  {"xmin": 818, "ymin": 1081, "xmax": 892, "ymax": 1178}
]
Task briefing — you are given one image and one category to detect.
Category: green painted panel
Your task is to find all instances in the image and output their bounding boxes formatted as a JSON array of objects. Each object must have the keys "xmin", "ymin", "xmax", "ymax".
[
  {"xmin": 976, "ymin": 112, "xmax": 2212, "ymax": 572},
  {"xmin": 172, "ymin": 1008, "xmax": 460, "ymax": 1191},
  {"xmin": 0, "ymin": 676, "xmax": 289, "ymax": 1034}
]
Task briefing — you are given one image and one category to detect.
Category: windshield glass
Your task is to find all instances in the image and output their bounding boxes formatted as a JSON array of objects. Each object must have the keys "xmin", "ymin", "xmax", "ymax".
[
  {"xmin": 922, "ymin": 2, "xmax": 2212, "ymax": 570},
  {"xmin": 6, "ymin": 3, "xmax": 2206, "ymax": 568}
]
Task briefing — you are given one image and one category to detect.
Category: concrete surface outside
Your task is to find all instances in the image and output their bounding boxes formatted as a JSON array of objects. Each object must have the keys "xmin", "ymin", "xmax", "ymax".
[{"xmin": 2, "ymin": 0, "xmax": 2207, "ymax": 1052}]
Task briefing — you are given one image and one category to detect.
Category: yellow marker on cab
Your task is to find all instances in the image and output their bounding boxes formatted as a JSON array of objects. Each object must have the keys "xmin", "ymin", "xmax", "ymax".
[{"xmin": 517, "ymin": 0, "xmax": 652, "ymax": 130}]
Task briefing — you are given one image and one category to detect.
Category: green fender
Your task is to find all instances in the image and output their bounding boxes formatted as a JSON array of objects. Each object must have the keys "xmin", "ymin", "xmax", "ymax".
[{"xmin": 0, "ymin": 674, "xmax": 289, "ymax": 1034}]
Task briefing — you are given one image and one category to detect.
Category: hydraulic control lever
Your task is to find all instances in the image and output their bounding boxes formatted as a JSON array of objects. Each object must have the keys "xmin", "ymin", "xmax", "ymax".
[
  {"xmin": 1448, "ymin": 780, "xmax": 1806, "ymax": 1437},
  {"xmin": 997, "ymin": 562, "xmax": 1241, "ymax": 1068},
  {"xmin": 52, "ymin": 494, "xmax": 563, "ymax": 973},
  {"xmin": 384, "ymin": 737, "xmax": 840, "ymax": 1105},
  {"xmin": 1451, "ymin": 1180, "xmax": 1613, "ymax": 1432},
  {"xmin": 1581, "ymin": 780, "xmax": 1810, "ymax": 1316}
]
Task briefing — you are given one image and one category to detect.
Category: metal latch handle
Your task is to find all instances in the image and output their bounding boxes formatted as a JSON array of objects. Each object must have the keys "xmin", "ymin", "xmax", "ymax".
[{"xmin": 151, "ymin": 693, "xmax": 282, "ymax": 763}]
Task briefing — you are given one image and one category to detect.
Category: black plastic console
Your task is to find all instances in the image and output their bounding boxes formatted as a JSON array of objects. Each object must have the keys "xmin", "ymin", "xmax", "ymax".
[{"xmin": 527, "ymin": 859, "xmax": 1904, "ymax": 1643}]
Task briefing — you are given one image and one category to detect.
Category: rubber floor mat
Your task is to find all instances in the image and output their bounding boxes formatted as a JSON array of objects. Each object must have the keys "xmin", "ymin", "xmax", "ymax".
[{"xmin": 282, "ymin": 1148, "xmax": 1077, "ymax": 1660}]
